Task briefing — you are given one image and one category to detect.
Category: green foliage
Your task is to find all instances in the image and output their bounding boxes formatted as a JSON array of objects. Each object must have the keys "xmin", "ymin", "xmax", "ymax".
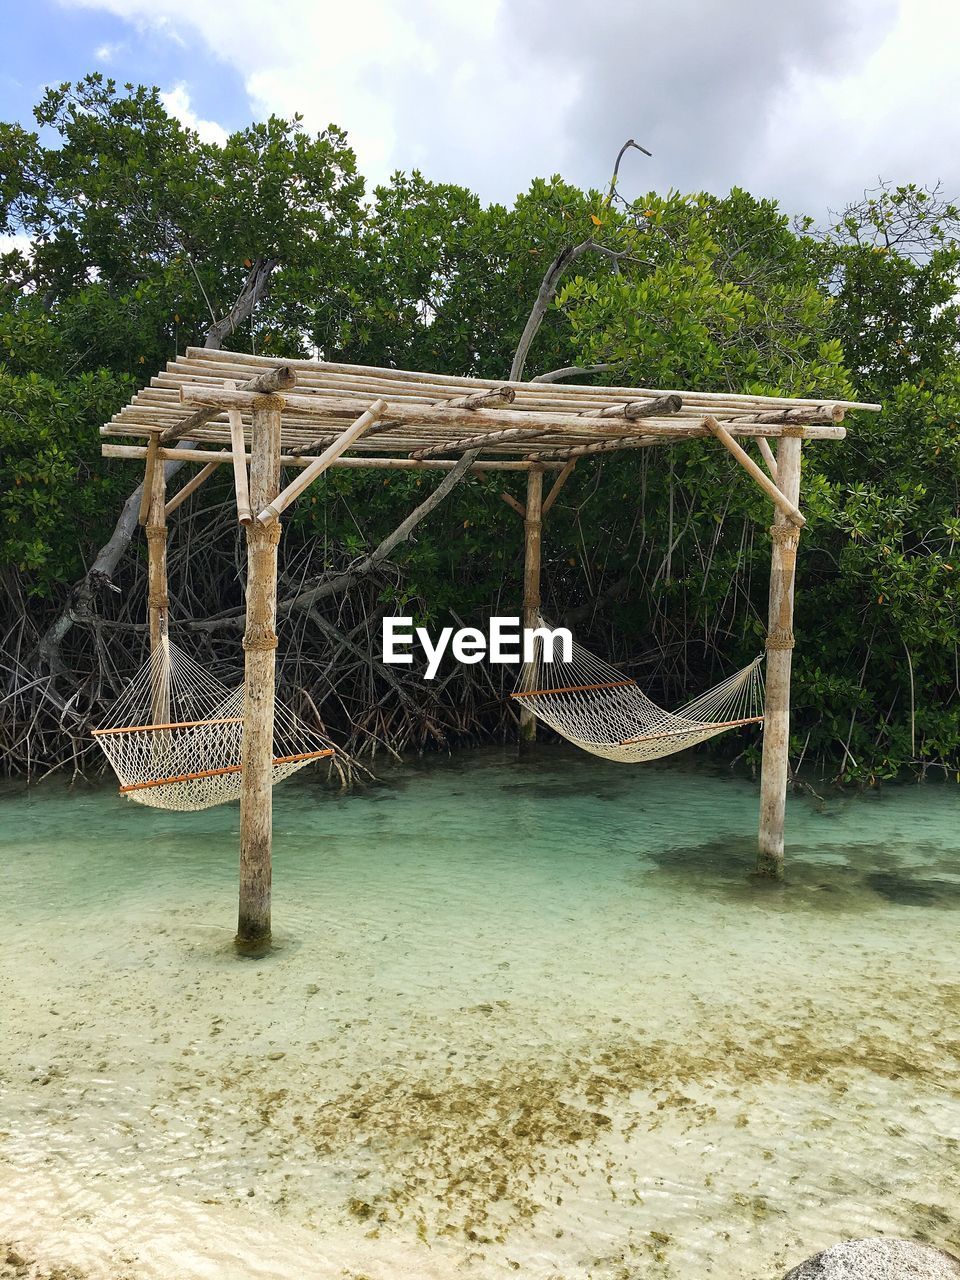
[
  {"xmin": 0, "ymin": 365, "xmax": 132, "ymax": 588},
  {"xmin": 1, "ymin": 81, "xmax": 958, "ymax": 778}
]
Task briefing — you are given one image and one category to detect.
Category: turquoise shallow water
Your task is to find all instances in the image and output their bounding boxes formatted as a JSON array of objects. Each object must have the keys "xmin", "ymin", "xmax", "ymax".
[{"xmin": 1, "ymin": 746, "xmax": 959, "ymax": 1278}]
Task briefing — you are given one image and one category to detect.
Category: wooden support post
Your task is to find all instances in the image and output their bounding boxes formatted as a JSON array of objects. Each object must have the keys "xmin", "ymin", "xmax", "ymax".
[
  {"xmin": 145, "ymin": 451, "xmax": 170, "ymax": 725},
  {"xmin": 237, "ymin": 395, "xmax": 283, "ymax": 955},
  {"xmin": 519, "ymin": 466, "xmax": 544, "ymax": 751},
  {"xmin": 757, "ymin": 432, "xmax": 803, "ymax": 877}
]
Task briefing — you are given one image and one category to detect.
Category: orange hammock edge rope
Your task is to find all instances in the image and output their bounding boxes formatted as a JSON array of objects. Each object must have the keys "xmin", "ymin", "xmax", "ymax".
[
  {"xmin": 618, "ymin": 715, "xmax": 763, "ymax": 746},
  {"xmin": 510, "ymin": 678, "xmax": 638, "ymax": 699},
  {"xmin": 118, "ymin": 748, "xmax": 334, "ymax": 794},
  {"xmin": 92, "ymin": 716, "xmax": 244, "ymax": 737}
]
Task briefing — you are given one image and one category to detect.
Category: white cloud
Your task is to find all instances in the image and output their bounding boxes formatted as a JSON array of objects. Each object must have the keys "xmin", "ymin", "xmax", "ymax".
[
  {"xmin": 159, "ymin": 83, "xmax": 229, "ymax": 146},
  {"xmin": 0, "ymin": 234, "xmax": 32, "ymax": 256},
  {"xmin": 59, "ymin": 0, "xmax": 960, "ymax": 218},
  {"xmin": 750, "ymin": 0, "xmax": 960, "ymax": 217},
  {"xmin": 94, "ymin": 41, "xmax": 124, "ymax": 61}
]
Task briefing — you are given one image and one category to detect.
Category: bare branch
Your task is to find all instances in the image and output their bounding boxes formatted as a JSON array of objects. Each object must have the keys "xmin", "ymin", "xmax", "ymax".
[
  {"xmin": 531, "ymin": 364, "xmax": 623, "ymax": 384},
  {"xmin": 605, "ymin": 138, "xmax": 652, "ymax": 208}
]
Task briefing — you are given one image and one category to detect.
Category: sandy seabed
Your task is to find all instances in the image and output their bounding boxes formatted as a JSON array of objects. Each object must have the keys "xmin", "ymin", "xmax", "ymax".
[{"xmin": 1, "ymin": 749, "xmax": 959, "ymax": 1278}]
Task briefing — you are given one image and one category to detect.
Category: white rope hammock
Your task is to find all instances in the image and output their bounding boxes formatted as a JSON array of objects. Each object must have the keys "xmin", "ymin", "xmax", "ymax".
[
  {"xmin": 512, "ymin": 616, "xmax": 764, "ymax": 763},
  {"xmin": 92, "ymin": 639, "xmax": 333, "ymax": 810}
]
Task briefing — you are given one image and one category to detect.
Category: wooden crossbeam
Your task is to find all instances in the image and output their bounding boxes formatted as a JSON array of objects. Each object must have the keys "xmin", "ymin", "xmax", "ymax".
[
  {"xmin": 578, "ymin": 394, "xmax": 682, "ymax": 421},
  {"xmin": 102, "ymin": 443, "xmax": 565, "ymax": 472},
  {"xmin": 160, "ymin": 364, "xmax": 297, "ymax": 445}
]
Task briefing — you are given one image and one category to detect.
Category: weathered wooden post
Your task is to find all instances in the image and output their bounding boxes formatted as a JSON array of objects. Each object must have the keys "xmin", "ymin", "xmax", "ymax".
[
  {"xmin": 237, "ymin": 395, "xmax": 283, "ymax": 954},
  {"xmin": 757, "ymin": 431, "xmax": 803, "ymax": 877},
  {"xmin": 519, "ymin": 465, "xmax": 544, "ymax": 750},
  {"xmin": 143, "ymin": 438, "xmax": 170, "ymax": 725}
]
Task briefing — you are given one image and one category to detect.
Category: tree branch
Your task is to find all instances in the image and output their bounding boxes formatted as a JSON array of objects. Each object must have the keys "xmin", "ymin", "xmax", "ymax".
[
  {"xmin": 531, "ymin": 363, "xmax": 623, "ymax": 384},
  {"xmin": 605, "ymin": 138, "xmax": 652, "ymax": 208}
]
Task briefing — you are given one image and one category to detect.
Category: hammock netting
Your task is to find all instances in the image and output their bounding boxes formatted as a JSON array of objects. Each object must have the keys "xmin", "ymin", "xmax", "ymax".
[
  {"xmin": 92, "ymin": 639, "xmax": 333, "ymax": 810},
  {"xmin": 513, "ymin": 618, "xmax": 764, "ymax": 763}
]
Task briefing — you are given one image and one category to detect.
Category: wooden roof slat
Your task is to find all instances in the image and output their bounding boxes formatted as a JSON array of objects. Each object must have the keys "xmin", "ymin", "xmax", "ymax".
[
  {"xmin": 182, "ymin": 346, "xmax": 880, "ymax": 412},
  {"xmin": 100, "ymin": 349, "xmax": 878, "ymax": 465}
]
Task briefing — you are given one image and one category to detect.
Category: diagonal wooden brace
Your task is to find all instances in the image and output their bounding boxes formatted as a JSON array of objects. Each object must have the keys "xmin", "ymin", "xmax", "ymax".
[
  {"xmin": 257, "ymin": 399, "xmax": 388, "ymax": 525},
  {"xmin": 704, "ymin": 416, "xmax": 804, "ymax": 528}
]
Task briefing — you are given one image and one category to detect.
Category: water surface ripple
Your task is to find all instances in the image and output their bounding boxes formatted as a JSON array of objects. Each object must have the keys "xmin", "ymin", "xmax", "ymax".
[{"xmin": 1, "ymin": 748, "xmax": 958, "ymax": 1278}]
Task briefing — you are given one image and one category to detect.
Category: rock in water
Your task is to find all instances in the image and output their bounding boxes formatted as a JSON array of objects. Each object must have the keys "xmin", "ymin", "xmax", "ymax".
[{"xmin": 784, "ymin": 1239, "xmax": 960, "ymax": 1279}]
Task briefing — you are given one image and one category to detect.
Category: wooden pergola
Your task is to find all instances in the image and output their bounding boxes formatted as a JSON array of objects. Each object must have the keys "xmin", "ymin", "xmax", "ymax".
[{"xmin": 101, "ymin": 346, "xmax": 880, "ymax": 951}]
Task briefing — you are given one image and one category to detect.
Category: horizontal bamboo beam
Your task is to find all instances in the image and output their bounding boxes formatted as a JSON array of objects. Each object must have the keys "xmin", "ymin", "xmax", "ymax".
[
  {"xmin": 528, "ymin": 418, "xmax": 846, "ymax": 461},
  {"xmin": 160, "ymin": 365, "xmax": 297, "ymax": 445},
  {"xmin": 704, "ymin": 416, "xmax": 805, "ymax": 528},
  {"xmin": 258, "ymin": 399, "xmax": 387, "ymax": 524},
  {"xmin": 163, "ymin": 460, "xmax": 225, "ymax": 517},
  {"xmin": 102, "ymin": 443, "xmax": 566, "ymax": 472},
  {"xmin": 411, "ymin": 425, "xmax": 558, "ymax": 460},
  {"xmin": 177, "ymin": 384, "xmax": 645, "ymax": 438}
]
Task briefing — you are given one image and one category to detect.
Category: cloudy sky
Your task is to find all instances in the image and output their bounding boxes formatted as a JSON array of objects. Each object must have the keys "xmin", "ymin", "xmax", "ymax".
[{"xmin": 2, "ymin": 0, "xmax": 957, "ymax": 221}]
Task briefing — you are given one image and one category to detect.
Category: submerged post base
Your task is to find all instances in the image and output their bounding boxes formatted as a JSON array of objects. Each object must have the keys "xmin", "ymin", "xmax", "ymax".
[
  {"xmin": 234, "ymin": 927, "xmax": 272, "ymax": 958},
  {"xmin": 756, "ymin": 849, "xmax": 785, "ymax": 879}
]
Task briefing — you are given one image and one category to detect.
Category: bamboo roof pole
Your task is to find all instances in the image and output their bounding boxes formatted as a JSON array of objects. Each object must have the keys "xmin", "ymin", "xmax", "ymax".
[
  {"xmin": 758, "ymin": 434, "xmax": 803, "ymax": 878},
  {"xmin": 237, "ymin": 394, "xmax": 283, "ymax": 957},
  {"xmin": 181, "ymin": 346, "xmax": 881, "ymax": 411},
  {"xmin": 148, "ymin": 365, "xmax": 874, "ymax": 422},
  {"xmin": 519, "ymin": 467, "xmax": 544, "ymax": 751}
]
